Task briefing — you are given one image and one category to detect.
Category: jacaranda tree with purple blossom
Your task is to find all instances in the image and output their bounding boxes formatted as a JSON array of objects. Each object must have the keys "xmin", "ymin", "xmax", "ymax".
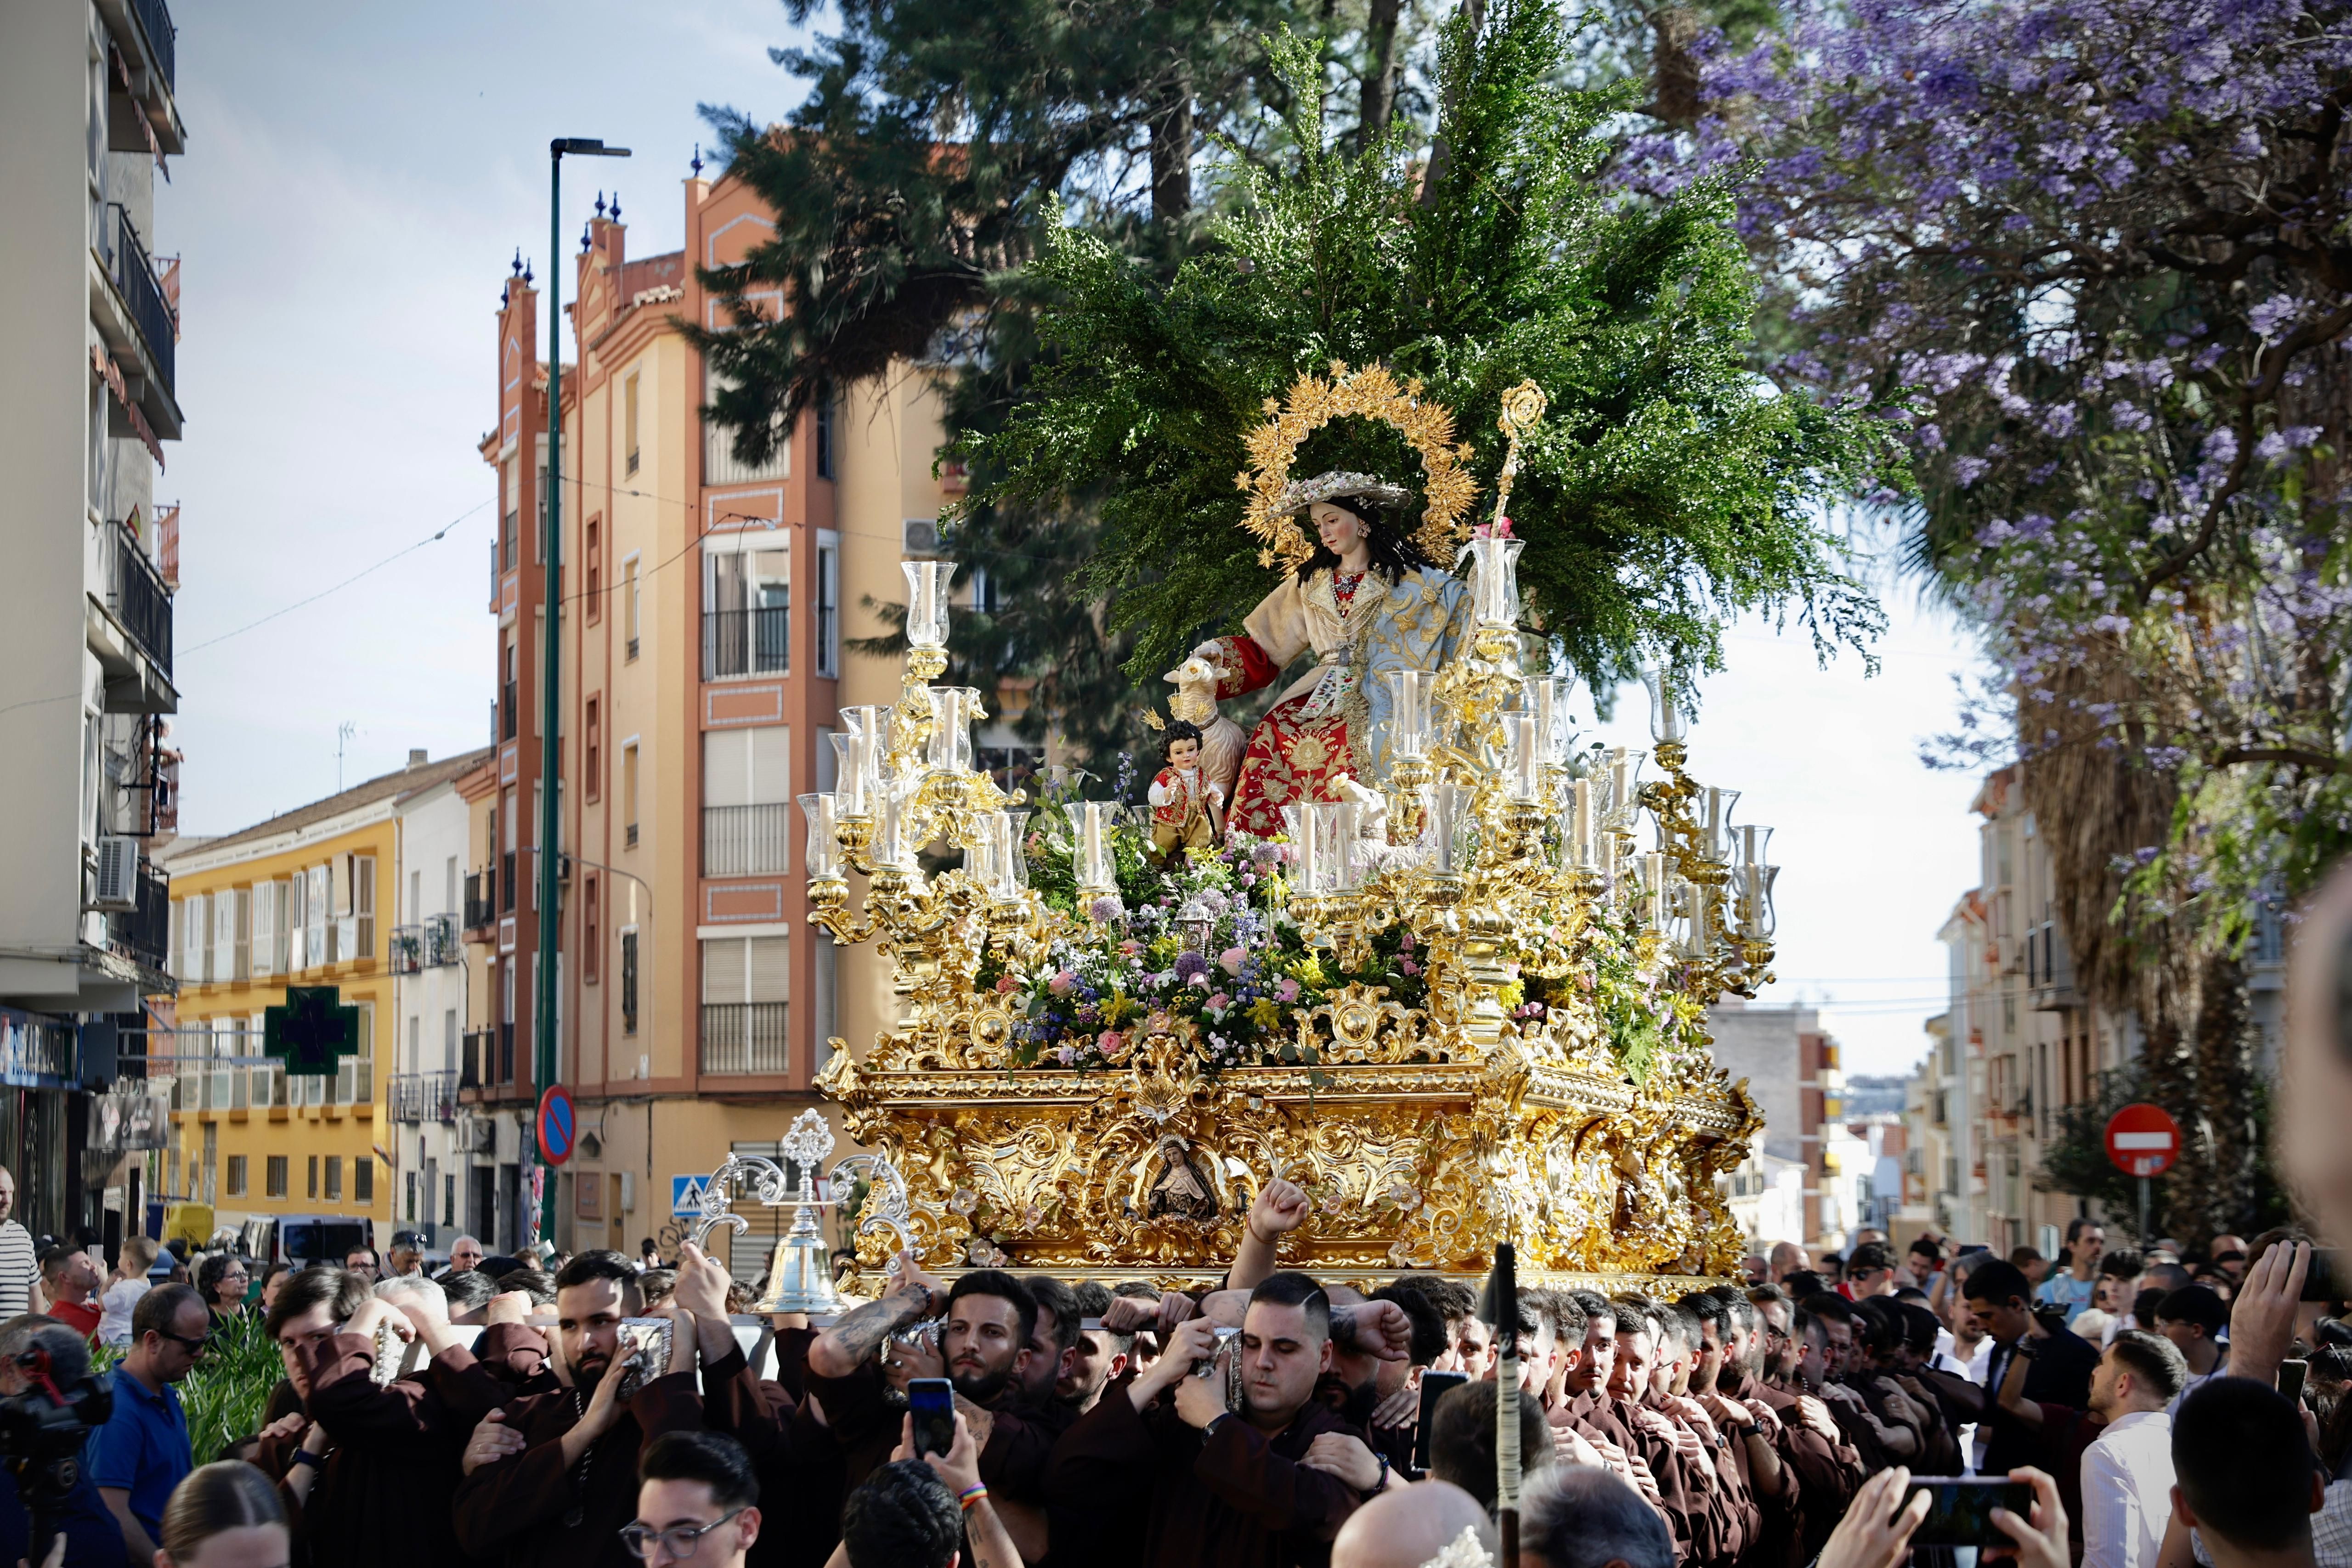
[{"xmin": 1639, "ymin": 0, "xmax": 2352, "ymax": 1238}]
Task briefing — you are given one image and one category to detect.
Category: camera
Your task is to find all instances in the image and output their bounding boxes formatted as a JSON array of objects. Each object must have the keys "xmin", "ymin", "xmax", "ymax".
[{"xmin": 0, "ymin": 1347, "xmax": 113, "ymax": 1561}]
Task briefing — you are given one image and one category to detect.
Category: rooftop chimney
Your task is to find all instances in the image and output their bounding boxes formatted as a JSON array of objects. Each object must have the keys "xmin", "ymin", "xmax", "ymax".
[{"xmin": 408, "ymin": 749, "xmax": 429, "ymax": 768}]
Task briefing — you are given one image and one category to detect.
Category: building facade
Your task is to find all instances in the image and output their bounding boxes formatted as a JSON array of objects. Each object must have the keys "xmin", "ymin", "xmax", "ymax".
[
  {"xmin": 1706, "ymin": 1000, "xmax": 1845, "ymax": 1250},
  {"xmin": 0, "ymin": 0, "xmax": 187, "ymax": 1246},
  {"xmin": 464, "ymin": 168, "xmax": 977, "ymax": 1266},
  {"xmin": 158, "ymin": 750, "xmax": 490, "ymax": 1252},
  {"xmin": 385, "ymin": 765, "xmax": 476, "ymax": 1247}
]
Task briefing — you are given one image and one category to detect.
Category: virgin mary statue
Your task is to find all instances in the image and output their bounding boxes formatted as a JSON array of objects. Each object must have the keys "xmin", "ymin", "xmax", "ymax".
[{"xmin": 1185, "ymin": 471, "xmax": 1470, "ymax": 838}]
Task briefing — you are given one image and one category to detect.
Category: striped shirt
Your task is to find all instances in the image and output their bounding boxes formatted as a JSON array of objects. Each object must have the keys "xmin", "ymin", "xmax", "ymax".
[{"xmin": 0, "ymin": 1220, "xmax": 36, "ymax": 1318}]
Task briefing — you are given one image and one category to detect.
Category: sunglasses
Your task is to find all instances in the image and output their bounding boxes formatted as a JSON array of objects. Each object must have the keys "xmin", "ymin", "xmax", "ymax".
[
  {"xmin": 619, "ymin": 1509, "xmax": 744, "ymax": 1560},
  {"xmin": 156, "ymin": 1327, "xmax": 213, "ymax": 1356}
]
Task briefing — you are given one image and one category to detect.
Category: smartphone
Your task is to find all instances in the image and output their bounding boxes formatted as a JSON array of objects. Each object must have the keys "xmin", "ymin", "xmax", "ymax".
[
  {"xmin": 612, "ymin": 1317, "xmax": 674, "ymax": 1403},
  {"xmin": 2301, "ymin": 1248, "xmax": 2341, "ymax": 1302},
  {"xmin": 909, "ymin": 1376, "xmax": 957, "ymax": 1457},
  {"xmin": 1902, "ymin": 1478, "xmax": 2032, "ymax": 1546},
  {"xmin": 2281, "ymin": 1358, "xmax": 2311, "ymax": 1404},
  {"xmin": 1412, "ymin": 1370, "xmax": 1469, "ymax": 1476}
]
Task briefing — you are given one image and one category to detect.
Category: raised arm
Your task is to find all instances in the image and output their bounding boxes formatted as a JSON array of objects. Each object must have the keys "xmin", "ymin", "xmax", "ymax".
[
  {"xmin": 1227, "ymin": 1177, "xmax": 1310, "ymax": 1292},
  {"xmin": 806, "ymin": 1251, "xmax": 943, "ymax": 1379}
]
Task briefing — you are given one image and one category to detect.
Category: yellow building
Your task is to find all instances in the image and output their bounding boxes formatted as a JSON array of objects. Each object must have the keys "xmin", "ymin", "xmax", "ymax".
[{"xmin": 156, "ymin": 750, "xmax": 490, "ymax": 1255}]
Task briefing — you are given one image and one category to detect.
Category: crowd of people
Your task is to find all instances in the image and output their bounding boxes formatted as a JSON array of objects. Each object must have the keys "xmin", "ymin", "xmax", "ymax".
[{"xmin": 0, "ymin": 1163, "xmax": 2337, "ymax": 1568}]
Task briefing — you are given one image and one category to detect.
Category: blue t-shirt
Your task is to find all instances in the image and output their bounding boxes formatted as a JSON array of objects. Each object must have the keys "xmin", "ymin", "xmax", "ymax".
[
  {"xmin": 83, "ymin": 1369, "xmax": 190, "ymax": 1546},
  {"xmin": 2035, "ymin": 1269, "xmax": 2099, "ymax": 1325}
]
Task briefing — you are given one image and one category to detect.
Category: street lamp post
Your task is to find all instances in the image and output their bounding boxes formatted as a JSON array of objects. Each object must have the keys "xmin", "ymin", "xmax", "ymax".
[{"xmin": 536, "ymin": 135, "xmax": 628, "ymax": 1248}]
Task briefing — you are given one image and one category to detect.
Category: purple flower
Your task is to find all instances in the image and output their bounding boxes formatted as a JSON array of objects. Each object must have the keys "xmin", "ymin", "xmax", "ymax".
[{"xmin": 1173, "ymin": 951, "xmax": 1211, "ymax": 982}]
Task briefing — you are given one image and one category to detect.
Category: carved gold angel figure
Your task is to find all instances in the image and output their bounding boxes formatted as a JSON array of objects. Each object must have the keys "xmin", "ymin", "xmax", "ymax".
[{"xmin": 1185, "ymin": 473, "xmax": 1471, "ymax": 837}]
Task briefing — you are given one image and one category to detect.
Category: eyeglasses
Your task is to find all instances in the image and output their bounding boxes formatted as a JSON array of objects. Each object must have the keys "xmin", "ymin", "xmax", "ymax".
[
  {"xmin": 156, "ymin": 1327, "xmax": 212, "ymax": 1356},
  {"xmin": 619, "ymin": 1509, "xmax": 743, "ymax": 1560}
]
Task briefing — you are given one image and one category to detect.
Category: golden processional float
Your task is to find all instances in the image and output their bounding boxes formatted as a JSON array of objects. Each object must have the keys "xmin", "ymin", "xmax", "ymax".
[{"xmin": 698, "ymin": 366, "xmax": 1780, "ymax": 1299}]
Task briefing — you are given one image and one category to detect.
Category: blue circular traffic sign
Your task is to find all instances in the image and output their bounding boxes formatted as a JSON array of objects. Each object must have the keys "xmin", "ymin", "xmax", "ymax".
[{"xmin": 537, "ymin": 1084, "xmax": 576, "ymax": 1166}]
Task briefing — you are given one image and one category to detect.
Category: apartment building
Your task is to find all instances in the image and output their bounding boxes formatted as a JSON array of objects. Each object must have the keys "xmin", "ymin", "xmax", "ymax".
[
  {"xmin": 463, "ymin": 166, "xmax": 985, "ymax": 1263},
  {"xmin": 1706, "ymin": 999, "xmax": 1844, "ymax": 1249},
  {"xmin": 0, "ymin": 0, "xmax": 187, "ymax": 1244},
  {"xmin": 158, "ymin": 750, "xmax": 490, "ymax": 1252},
  {"xmin": 384, "ymin": 762, "xmax": 477, "ymax": 1248}
]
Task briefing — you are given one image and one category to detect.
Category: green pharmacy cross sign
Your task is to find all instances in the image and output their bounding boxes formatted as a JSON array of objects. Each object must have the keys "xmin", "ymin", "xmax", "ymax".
[{"xmin": 264, "ymin": 986, "xmax": 361, "ymax": 1077}]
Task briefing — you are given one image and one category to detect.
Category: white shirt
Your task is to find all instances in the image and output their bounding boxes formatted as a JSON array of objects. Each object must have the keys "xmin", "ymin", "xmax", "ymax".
[
  {"xmin": 2081, "ymin": 1409, "xmax": 2175, "ymax": 1568},
  {"xmin": 0, "ymin": 1221, "xmax": 34, "ymax": 1319},
  {"xmin": 96, "ymin": 1277, "xmax": 151, "ymax": 1347}
]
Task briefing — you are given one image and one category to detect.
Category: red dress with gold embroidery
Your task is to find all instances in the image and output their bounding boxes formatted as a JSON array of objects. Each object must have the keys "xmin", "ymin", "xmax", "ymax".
[{"xmin": 1201, "ymin": 565, "xmax": 1467, "ymax": 838}]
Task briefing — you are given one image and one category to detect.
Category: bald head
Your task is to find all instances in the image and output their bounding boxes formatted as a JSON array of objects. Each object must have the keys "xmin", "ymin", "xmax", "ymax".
[
  {"xmin": 2285, "ymin": 858, "xmax": 2352, "ymax": 1247},
  {"xmin": 1331, "ymin": 1480, "xmax": 1498, "ymax": 1568}
]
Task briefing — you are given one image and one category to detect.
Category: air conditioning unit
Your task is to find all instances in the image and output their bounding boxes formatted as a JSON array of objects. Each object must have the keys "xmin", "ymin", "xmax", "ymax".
[
  {"xmin": 91, "ymin": 837, "xmax": 139, "ymax": 910},
  {"xmin": 903, "ymin": 517, "xmax": 942, "ymax": 556},
  {"xmin": 455, "ymin": 1115, "xmax": 499, "ymax": 1155}
]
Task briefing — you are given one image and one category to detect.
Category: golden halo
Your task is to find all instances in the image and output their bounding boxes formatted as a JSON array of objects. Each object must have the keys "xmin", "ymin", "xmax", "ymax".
[{"xmin": 1233, "ymin": 361, "xmax": 1480, "ymax": 571}]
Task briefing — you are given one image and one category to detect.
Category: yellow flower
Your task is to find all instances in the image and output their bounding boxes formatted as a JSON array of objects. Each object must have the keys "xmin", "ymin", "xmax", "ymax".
[
  {"xmin": 1249, "ymin": 998, "xmax": 1282, "ymax": 1029},
  {"xmin": 1101, "ymin": 994, "xmax": 1140, "ymax": 1026},
  {"xmin": 1496, "ymin": 981, "xmax": 1526, "ymax": 1012},
  {"xmin": 1292, "ymin": 956, "xmax": 1326, "ymax": 987}
]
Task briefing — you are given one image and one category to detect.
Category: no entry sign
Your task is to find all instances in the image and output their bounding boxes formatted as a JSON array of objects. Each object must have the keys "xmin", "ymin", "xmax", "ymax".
[{"xmin": 2104, "ymin": 1102, "xmax": 2180, "ymax": 1178}]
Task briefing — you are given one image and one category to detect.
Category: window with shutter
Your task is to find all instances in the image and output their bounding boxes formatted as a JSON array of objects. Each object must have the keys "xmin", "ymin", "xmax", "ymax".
[
  {"xmin": 233, "ymin": 888, "xmax": 252, "ymax": 982},
  {"xmin": 252, "ymin": 883, "xmax": 275, "ymax": 979},
  {"xmin": 213, "ymin": 894, "xmax": 233, "ymax": 984}
]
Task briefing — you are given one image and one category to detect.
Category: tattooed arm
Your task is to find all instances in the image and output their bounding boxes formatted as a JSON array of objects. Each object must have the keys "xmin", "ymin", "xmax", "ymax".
[{"xmin": 806, "ymin": 1252, "xmax": 945, "ymax": 1379}]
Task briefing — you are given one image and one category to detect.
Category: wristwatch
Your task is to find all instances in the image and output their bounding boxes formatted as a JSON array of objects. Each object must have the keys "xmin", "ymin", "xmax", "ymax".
[{"xmin": 290, "ymin": 1448, "xmax": 328, "ymax": 1469}]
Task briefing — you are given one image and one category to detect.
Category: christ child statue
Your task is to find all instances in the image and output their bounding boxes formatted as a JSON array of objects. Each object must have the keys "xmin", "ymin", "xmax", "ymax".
[{"xmin": 1148, "ymin": 721, "xmax": 1225, "ymax": 857}]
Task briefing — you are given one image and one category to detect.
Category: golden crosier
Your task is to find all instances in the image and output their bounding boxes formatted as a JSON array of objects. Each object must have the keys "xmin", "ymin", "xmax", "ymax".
[{"xmin": 807, "ymin": 371, "xmax": 1775, "ymax": 1290}]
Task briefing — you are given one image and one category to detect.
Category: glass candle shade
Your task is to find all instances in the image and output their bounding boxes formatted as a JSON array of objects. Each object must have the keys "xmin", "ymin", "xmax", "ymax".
[
  {"xmin": 965, "ymin": 819, "xmax": 1001, "ymax": 893},
  {"xmin": 903, "ymin": 559, "xmax": 956, "ymax": 650},
  {"xmin": 1640, "ymin": 852, "xmax": 1668, "ymax": 935},
  {"xmin": 1429, "ymin": 782, "xmax": 1476, "ymax": 877},
  {"xmin": 1606, "ymin": 748, "xmax": 1645, "ymax": 833},
  {"xmin": 1570, "ymin": 777, "xmax": 1597, "ymax": 870},
  {"xmin": 1525, "ymin": 677, "xmax": 1571, "ymax": 763},
  {"xmin": 1066, "ymin": 802, "xmax": 1121, "ymax": 891},
  {"xmin": 1698, "ymin": 787, "xmax": 1740, "ymax": 864},
  {"xmin": 1383, "ymin": 669, "xmax": 1438, "ymax": 760},
  {"xmin": 1465, "ymin": 534, "xmax": 1527, "ymax": 630},
  {"xmin": 1312, "ymin": 800, "xmax": 1363, "ymax": 891},
  {"xmin": 1736, "ymin": 823, "xmax": 1773, "ymax": 874},
  {"xmin": 1641, "ymin": 665, "xmax": 1690, "ymax": 744},
  {"xmin": 874, "ymin": 783, "xmax": 918, "ymax": 873},
  {"xmin": 1004, "ymin": 809, "xmax": 1032, "ymax": 891},
  {"xmin": 829, "ymin": 732, "xmax": 865, "ymax": 818},
  {"xmin": 799, "ymin": 793, "xmax": 841, "ymax": 880},
  {"xmin": 837, "ymin": 706, "xmax": 892, "ymax": 817},
  {"xmin": 1741, "ymin": 862, "xmax": 1781, "ymax": 939},
  {"xmin": 1683, "ymin": 880, "xmax": 1716, "ymax": 959},
  {"xmin": 925, "ymin": 687, "xmax": 981, "ymax": 773},
  {"xmin": 1505, "ymin": 714, "xmax": 1543, "ymax": 804}
]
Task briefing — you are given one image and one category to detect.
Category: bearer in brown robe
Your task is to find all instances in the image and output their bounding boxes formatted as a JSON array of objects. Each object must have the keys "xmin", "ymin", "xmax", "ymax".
[
  {"xmin": 452, "ymin": 1248, "xmax": 774, "ymax": 1568},
  {"xmin": 1051, "ymin": 1272, "xmax": 1367, "ymax": 1568}
]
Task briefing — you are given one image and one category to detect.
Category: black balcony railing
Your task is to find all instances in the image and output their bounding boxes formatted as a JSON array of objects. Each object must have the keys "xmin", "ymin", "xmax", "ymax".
[
  {"xmin": 498, "ymin": 1020, "xmax": 516, "ymax": 1084},
  {"xmin": 107, "ymin": 207, "xmax": 175, "ymax": 395},
  {"xmin": 701, "ymin": 1002, "xmax": 789, "ymax": 1075},
  {"xmin": 107, "ymin": 860, "xmax": 170, "ymax": 974},
  {"xmin": 502, "ymin": 679, "xmax": 518, "ymax": 741},
  {"xmin": 388, "ymin": 925, "xmax": 424, "ymax": 976},
  {"xmin": 129, "ymin": 0, "xmax": 175, "ymax": 90},
  {"xmin": 501, "ymin": 851, "xmax": 516, "ymax": 913},
  {"xmin": 390, "ymin": 1070, "xmax": 458, "ymax": 1123},
  {"xmin": 424, "ymin": 912, "xmax": 460, "ymax": 965},
  {"xmin": 701, "ymin": 606, "xmax": 789, "ymax": 680},
  {"xmin": 701, "ymin": 803, "xmax": 791, "ymax": 876},
  {"xmin": 109, "ymin": 522, "xmax": 173, "ymax": 680},
  {"xmin": 464, "ymin": 870, "xmax": 494, "ymax": 931}
]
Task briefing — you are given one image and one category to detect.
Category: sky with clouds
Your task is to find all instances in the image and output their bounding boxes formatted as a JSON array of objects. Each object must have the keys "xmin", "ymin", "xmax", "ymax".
[{"xmin": 153, "ymin": 0, "xmax": 1992, "ymax": 1077}]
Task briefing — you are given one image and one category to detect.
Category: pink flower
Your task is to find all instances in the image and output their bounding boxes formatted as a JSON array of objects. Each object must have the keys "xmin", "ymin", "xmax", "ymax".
[
  {"xmin": 1119, "ymin": 939, "xmax": 1142, "ymax": 957},
  {"xmin": 1206, "ymin": 993, "xmax": 1230, "ymax": 1012},
  {"xmin": 1398, "ymin": 931, "xmax": 1415, "ymax": 952},
  {"xmin": 1189, "ymin": 971, "xmax": 1212, "ymax": 989},
  {"xmin": 1048, "ymin": 971, "xmax": 1075, "ymax": 995},
  {"xmin": 1055, "ymin": 1045, "xmax": 1076, "ymax": 1065},
  {"xmin": 1401, "ymin": 959, "xmax": 1421, "ymax": 977},
  {"xmin": 1277, "ymin": 976, "xmax": 1301, "ymax": 1002},
  {"xmin": 1220, "ymin": 947, "xmax": 1246, "ymax": 976},
  {"xmin": 1098, "ymin": 1031, "xmax": 1128, "ymax": 1057},
  {"xmin": 994, "ymin": 974, "xmax": 1018, "ymax": 993}
]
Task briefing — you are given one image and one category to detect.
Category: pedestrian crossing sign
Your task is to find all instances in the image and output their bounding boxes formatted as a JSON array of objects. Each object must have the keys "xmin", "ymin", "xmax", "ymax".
[{"xmin": 672, "ymin": 1174, "xmax": 710, "ymax": 1216}]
